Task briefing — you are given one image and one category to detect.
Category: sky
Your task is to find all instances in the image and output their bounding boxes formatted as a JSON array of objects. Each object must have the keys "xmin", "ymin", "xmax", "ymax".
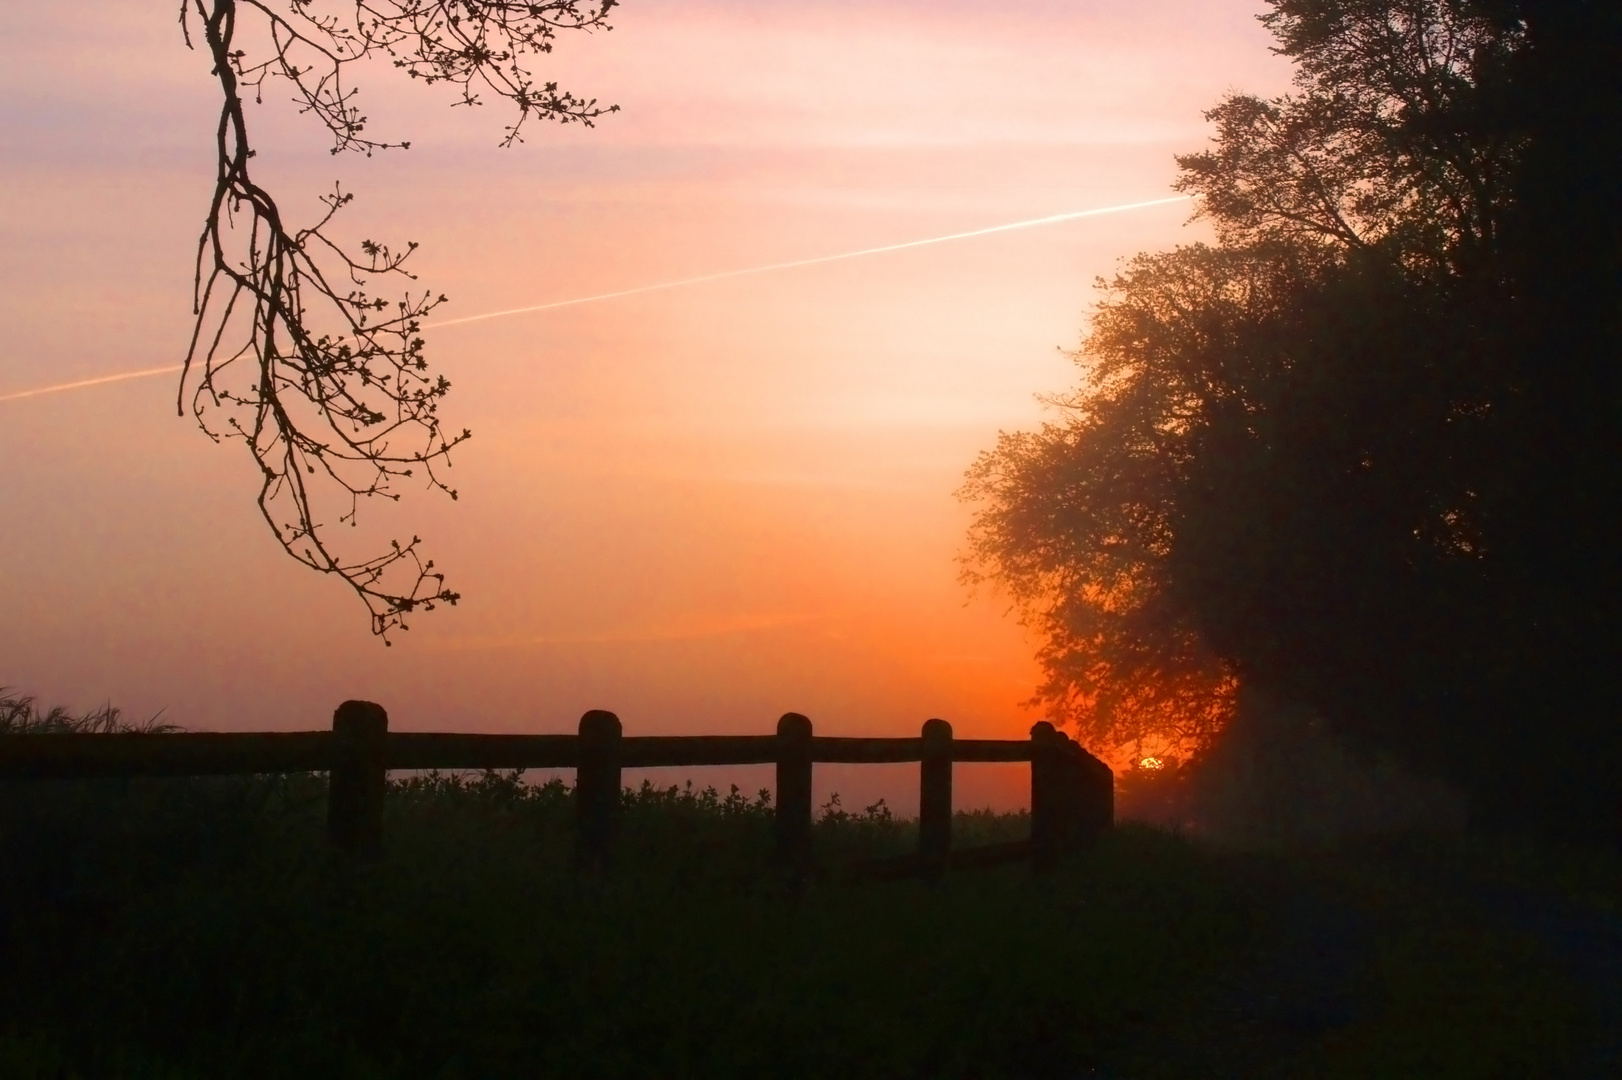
[{"xmin": 0, "ymin": 0, "xmax": 1289, "ymax": 810}]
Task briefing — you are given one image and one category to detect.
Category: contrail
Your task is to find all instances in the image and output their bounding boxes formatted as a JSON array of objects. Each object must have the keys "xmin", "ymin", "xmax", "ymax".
[
  {"xmin": 0, "ymin": 363, "xmax": 184, "ymax": 405},
  {"xmin": 425, "ymin": 195, "xmax": 1193, "ymax": 330},
  {"xmin": 0, "ymin": 194, "xmax": 1192, "ymax": 405}
]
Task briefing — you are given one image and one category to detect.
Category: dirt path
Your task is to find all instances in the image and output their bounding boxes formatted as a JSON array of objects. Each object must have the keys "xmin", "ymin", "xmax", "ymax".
[{"xmin": 1109, "ymin": 841, "xmax": 1621, "ymax": 1078}]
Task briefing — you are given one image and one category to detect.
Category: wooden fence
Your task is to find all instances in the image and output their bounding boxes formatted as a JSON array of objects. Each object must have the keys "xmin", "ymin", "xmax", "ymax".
[{"xmin": 0, "ymin": 700, "xmax": 1114, "ymax": 874}]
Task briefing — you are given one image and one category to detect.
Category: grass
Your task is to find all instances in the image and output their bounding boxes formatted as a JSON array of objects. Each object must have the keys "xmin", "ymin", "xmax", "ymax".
[
  {"xmin": 0, "ymin": 769, "xmax": 1246, "ymax": 1079},
  {"xmin": 0, "ymin": 692, "xmax": 1616, "ymax": 1078}
]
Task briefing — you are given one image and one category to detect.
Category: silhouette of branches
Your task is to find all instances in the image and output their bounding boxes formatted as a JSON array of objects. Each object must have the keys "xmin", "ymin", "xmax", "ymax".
[{"xmin": 178, "ymin": 0, "xmax": 616, "ymax": 638}]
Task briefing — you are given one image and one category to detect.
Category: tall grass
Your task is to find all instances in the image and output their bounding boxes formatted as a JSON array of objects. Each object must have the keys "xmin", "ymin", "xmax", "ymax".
[
  {"xmin": 0, "ymin": 688, "xmax": 177, "ymax": 735},
  {"xmin": 0, "ymin": 764, "xmax": 1243, "ymax": 1077}
]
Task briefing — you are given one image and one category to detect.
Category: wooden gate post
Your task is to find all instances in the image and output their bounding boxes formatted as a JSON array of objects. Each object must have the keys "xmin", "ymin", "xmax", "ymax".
[
  {"xmin": 328, "ymin": 700, "xmax": 388, "ymax": 855},
  {"xmin": 775, "ymin": 713, "xmax": 814, "ymax": 868},
  {"xmin": 575, "ymin": 710, "xmax": 622, "ymax": 872},
  {"xmin": 919, "ymin": 718, "xmax": 953, "ymax": 873},
  {"xmin": 1077, "ymin": 745, "xmax": 1115, "ymax": 841},
  {"xmin": 1029, "ymin": 721, "xmax": 1062, "ymax": 873},
  {"xmin": 1056, "ymin": 731, "xmax": 1082, "ymax": 851}
]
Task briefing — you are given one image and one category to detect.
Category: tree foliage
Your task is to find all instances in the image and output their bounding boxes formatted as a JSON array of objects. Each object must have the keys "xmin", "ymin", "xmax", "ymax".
[
  {"xmin": 963, "ymin": 0, "xmax": 1622, "ymax": 832},
  {"xmin": 1180, "ymin": 0, "xmax": 1522, "ymax": 267},
  {"xmin": 178, "ymin": 0, "xmax": 617, "ymax": 638}
]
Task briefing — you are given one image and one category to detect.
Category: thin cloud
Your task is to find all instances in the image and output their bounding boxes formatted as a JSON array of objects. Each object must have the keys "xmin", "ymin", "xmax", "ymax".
[
  {"xmin": 0, "ymin": 364, "xmax": 183, "ymax": 405},
  {"xmin": 425, "ymin": 611, "xmax": 824, "ymax": 651},
  {"xmin": 422, "ymin": 195, "xmax": 1193, "ymax": 330},
  {"xmin": 0, "ymin": 195, "xmax": 1192, "ymax": 406}
]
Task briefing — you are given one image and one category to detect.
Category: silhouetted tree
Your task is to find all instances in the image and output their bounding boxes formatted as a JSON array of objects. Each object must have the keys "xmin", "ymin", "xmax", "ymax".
[
  {"xmin": 1470, "ymin": 0, "xmax": 1622, "ymax": 833},
  {"xmin": 178, "ymin": 0, "xmax": 617, "ymax": 638},
  {"xmin": 964, "ymin": 0, "xmax": 1622, "ymax": 835}
]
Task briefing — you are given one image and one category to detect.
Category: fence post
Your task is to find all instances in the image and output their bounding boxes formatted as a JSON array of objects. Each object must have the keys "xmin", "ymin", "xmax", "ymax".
[
  {"xmin": 1077, "ymin": 745, "xmax": 1114, "ymax": 841},
  {"xmin": 775, "ymin": 713, "xmax": 813, "ymax": 870},
  {"xmin": 919, "ymin": 718, "xmax": 953, "ymax": 874},
  {"xmin": 1056, "ymin": 731, "xmax": 1082, "ymax": 851},
  {"xmin": 575, "ymin": 710, "xmax": 622, "ymax": 872},
  {"xmin": 328, "ymin": 700, "xmax": 388, "ymax": 855},
  {"xmin": 1029, "ymin": 721, "xmax": 1062, "ymax": 873}
]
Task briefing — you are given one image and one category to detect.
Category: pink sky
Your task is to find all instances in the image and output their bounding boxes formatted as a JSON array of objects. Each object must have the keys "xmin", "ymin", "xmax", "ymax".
[{"xmin": 0, "ymin": 1, "xmax": 1289, "ymax": 809}]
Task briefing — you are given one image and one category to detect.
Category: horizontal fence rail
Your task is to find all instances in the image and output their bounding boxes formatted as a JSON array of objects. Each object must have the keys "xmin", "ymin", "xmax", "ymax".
[
  {"xmin": 0, "ymin": 701, "xmax": 1113, "ymax": 876},
  {"xmin": 0, "ymin": 733, "xmax": 1041, "ymax": 777},
  {"xmin": 0, "ymin": 732, "xmax": 333, "ymax": 779}
]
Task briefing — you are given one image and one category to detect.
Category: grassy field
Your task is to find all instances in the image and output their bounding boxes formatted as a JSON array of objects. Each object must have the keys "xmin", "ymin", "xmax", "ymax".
[{"xmin": 1, "ymin": 697, "xmax": 1617, "ymax": 1077}]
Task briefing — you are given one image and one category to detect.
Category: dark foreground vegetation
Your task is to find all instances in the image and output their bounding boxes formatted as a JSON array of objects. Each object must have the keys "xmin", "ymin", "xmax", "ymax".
[{"xmin": 2, "ymin": 697, "xmax": 1617, "ymax": 1078}]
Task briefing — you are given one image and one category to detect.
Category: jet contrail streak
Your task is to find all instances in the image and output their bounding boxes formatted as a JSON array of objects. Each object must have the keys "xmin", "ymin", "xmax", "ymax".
[
  {"xmin": 0, "ymin": 194, "xmax": 1193, "ymax": 405},
  {"xmin": 0, "ymin": 363, "xmax": 184, "ymax": 405},
  {"xmin": 424, "ymin": 195, "xmax": 1193, "ymax": 330}
]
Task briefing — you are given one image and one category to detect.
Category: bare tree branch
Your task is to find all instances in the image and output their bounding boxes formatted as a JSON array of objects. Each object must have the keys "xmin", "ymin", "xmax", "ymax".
[{"xmin": 177, "ymin": 0, "xmax": 617, "ymax": 639}]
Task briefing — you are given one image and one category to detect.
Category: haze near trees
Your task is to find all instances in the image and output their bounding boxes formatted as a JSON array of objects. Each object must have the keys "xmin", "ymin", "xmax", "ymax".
[
  {"xmin": 962, "ymin": 0, "xmax": 1622, "ymax": 835},
  {"xmin": 179, "ymin": 0, "xmax": 616, "ymax": 638}
]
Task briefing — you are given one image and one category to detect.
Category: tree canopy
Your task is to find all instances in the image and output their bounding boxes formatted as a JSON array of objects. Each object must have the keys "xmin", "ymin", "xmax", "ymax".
[
  {"xmin": 962, "ymin": 0, "xmax": 1622, "ymax": 835},
  {"xmin": 179, "ymin": 0, "xmax": 617, "ymax": 638}
]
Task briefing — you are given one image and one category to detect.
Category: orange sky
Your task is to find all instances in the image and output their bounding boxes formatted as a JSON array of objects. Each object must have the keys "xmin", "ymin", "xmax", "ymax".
[{"xmin": 0, "ymin": 0, "xmax": 1288, "ymax": 810}]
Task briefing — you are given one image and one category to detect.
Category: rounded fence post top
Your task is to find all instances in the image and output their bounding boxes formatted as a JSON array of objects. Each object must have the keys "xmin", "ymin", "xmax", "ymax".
[
  {"xmin": 1029, "ymin": 720, "xmax": 1056, "ymax": 739},
  {"xmin": 777, "ymin": 712, "xmax": 812, "ymax": 738},
  {"xmin": 333, "ymin": 700, "xmax": 388, "ymax": 735},
  {"xmin": 579, "ymin": 710, "xmax": 622, "ymax": 737},
  {"xmin": 921, "ymin": 717, "xmax": 953, "ymax": 740}
]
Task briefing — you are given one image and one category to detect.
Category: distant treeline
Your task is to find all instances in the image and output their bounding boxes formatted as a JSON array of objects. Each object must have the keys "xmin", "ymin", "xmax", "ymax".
[{"xmin": 962, "ymin": 0, "xmax": 1622, "ymax": 837}]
